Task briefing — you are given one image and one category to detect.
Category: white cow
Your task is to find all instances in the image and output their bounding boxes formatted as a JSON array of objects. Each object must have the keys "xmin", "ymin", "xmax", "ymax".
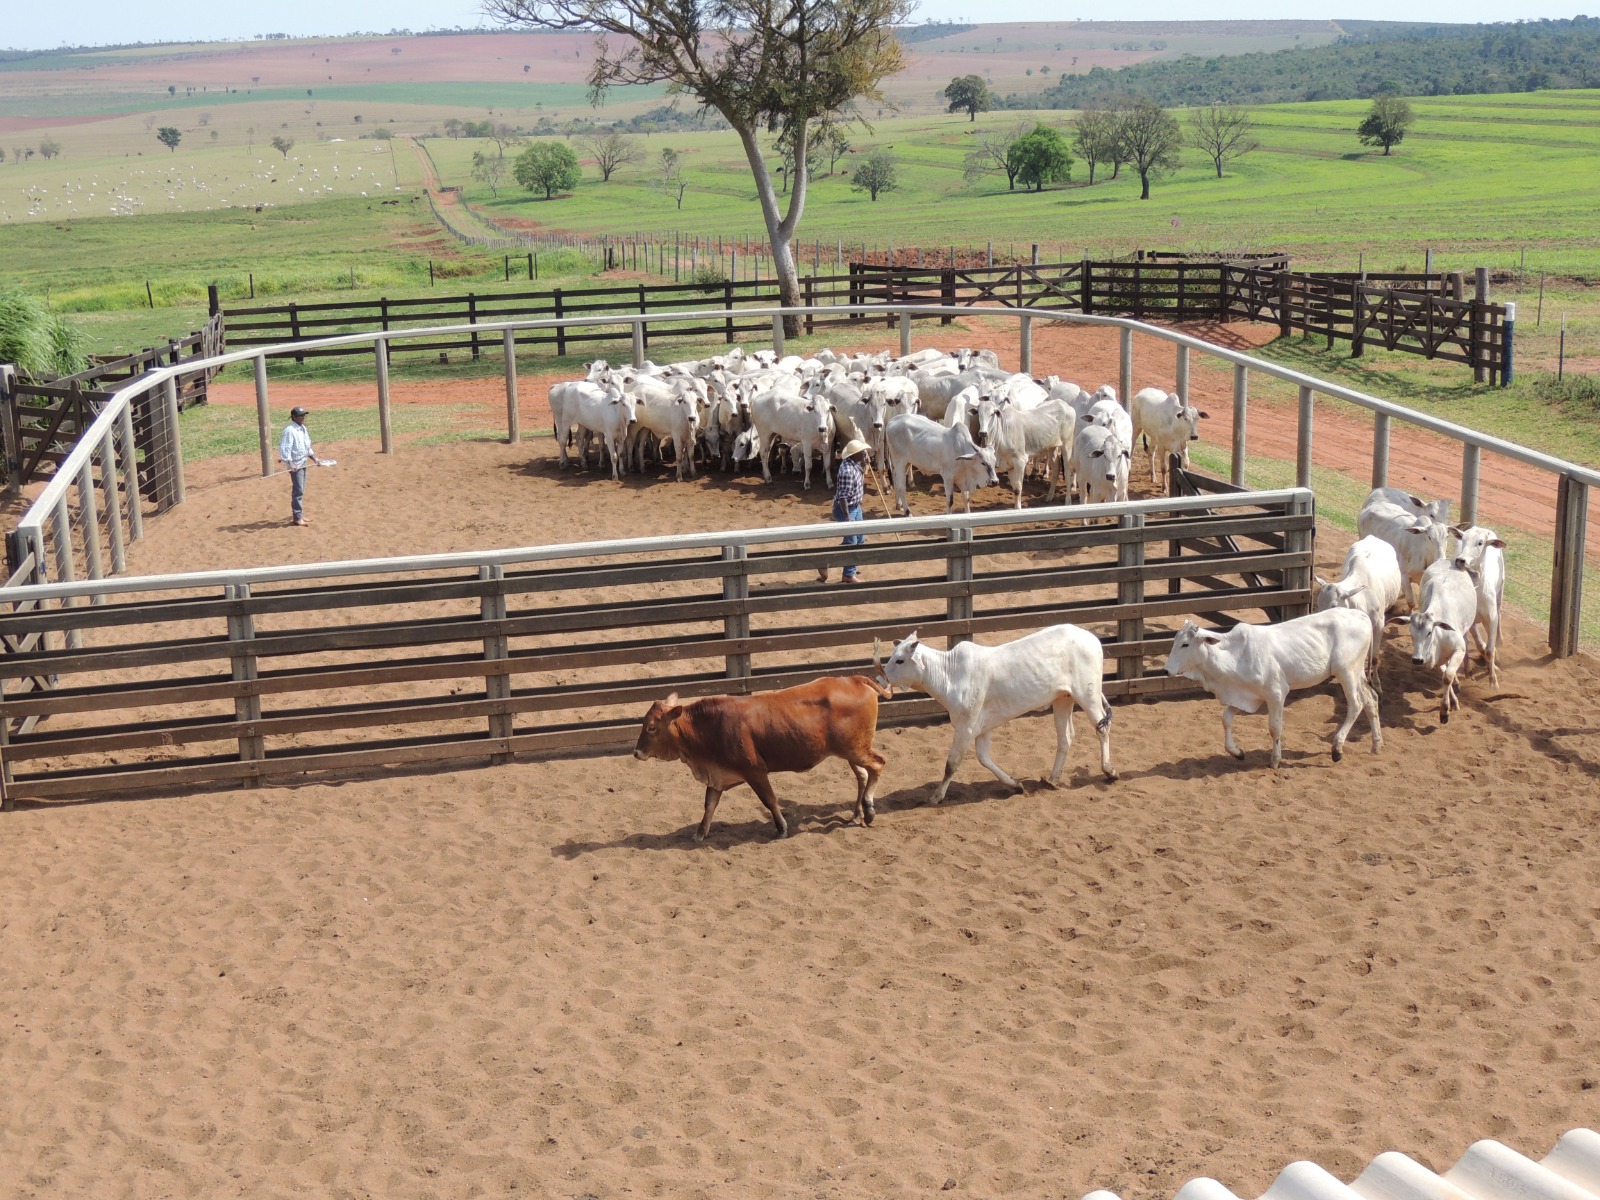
[
  {"xmin": 884, "ymin": 413, "xmax": 998, "ymax": 514},
  {"xmin": 1130, "ymin": 388, "xmax": 1210, "ymax": 491},
  {"xmin": 1164, "ymin": 612, "xmax": 1383, "ymax": 768},
  {"xmin": 911, "ymin": 366, "xmax": 1009, "ymax": 422},
  {"xmin": 990, "ymin": 399, "xmax": 1078, "ymax": 507},
  {"xmin": 1408, "ymin": 559, "xmax": 1480, "ymax": 723},
  {"xmin": 1357, "ymin": 497, "xmax": 1450, "ymax": 609},
  {"xmin": 955, "ymin": 347, "xmax": 1003, "ymax": 372},
  {"xmin": 549, "ymin": 380, "xmax": 636, "ymax": 480},
  {"xmin": 1084, "ymin": 395, "xmax": 1134, "ymax": 449},
  {"xmin": 1071, "ymin": 425, "xmax": 1130, "ymax": 508},
  {"xmin": 1314, "ymin": 535, "xmax": 1405, "ymax": 688},
  {"xmin": 626, "ymin": 389, "xmax": 701, "ymax": 481},
  {"xmin": 1450, "ymin": 525, "xmax": 1507, "ymax": 686},
  {"xmin": 735, "ymin": 389, "xmax": 834, "ymax": 488},
  {"xmin": 873, "ymin": 626, "xmax": 1116, "ymax": 802},
  {"xmin": 826, "ymin": 377, "xmax": 889, "ymax": 463},
  {"xmin": 1366, "ymin": 487, "xmax": 1451, "ymax": 527}
]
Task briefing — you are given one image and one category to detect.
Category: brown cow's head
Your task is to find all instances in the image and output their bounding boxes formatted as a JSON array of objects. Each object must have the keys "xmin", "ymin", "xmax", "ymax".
[{"xmin": 633, "ymin": 692, "xmax": 685, "ymax": 762}]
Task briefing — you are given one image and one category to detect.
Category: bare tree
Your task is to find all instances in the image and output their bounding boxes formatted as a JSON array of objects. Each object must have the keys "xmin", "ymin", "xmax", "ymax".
[
  {"xmin": 485, "ymin": 0, "xmax": 910, "ymax": 336},
  {"xmin": 579, "ymin": 128, "xmax": 644, "ymax": 181},
  {"xmin": 1119, "ymin": 99, "xmax": 1182, "ymax": 200},
  {"xmin": 1072, "ymin": 106, "xmax": 1120, "ymax": 185},
  {"xmin": 1188, "ymin": 103, "xmax": 1259, "ymax": 178},
  {"xmin": 472, "ymin": 150, "xmax": 509, "ymax": 196},
  {"xmin": 962, "ymin": 118, "xmax": 1030, "ymax": 190},
  {"xmin": 658, "ymin": 146, "xmax": 688, "ymax": 208},
  {"xmin": 487, "ymin": 121, "xmax": 525, "ymax": 158}
]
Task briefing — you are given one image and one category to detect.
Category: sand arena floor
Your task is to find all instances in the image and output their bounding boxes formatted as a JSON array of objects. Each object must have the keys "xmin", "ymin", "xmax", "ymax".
[{"xmin": 3, "ymin": 320, "xmax": 1599, "ymax": 1200}]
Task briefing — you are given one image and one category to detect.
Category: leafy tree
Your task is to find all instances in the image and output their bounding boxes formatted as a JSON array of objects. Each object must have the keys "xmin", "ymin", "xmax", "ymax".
[
  {"xmin": 815, "ymin": 121, "xmax": 852, "ymax": 174},
  {"xmin": 1071, "ymin": 106, "xmax": 1120, "ymax": 185},
  {"xmin": 1358, "ymin": 92, "xmax": 1414, "ymax": 155},
  {"xmin": 943, "ymin": 74, "xmax": 993, "ymax": 121},
  {"xmin": 514, "ymin": 139, "xmax": 582, "ymax": 198},
  {"xmin": 443, "ymin": 118, "xmax": 465, "ymax": 139},
  {"xmin": 579, "ymin": 129, "xmax": 644, "ymax": 181},
  {"xmin": 487, "ymin": 122, "xmax": 524, "ymax": 157},
  {"xmin": 486, "ymin": 0, "xmax": 910, "ymax": 338},
  {"xmin": 658, "ymin": 147, "xmax": 689, "ymax": 208},
  {"xmin": 270, "ymin": 135, "xmax": 295, "ymax": 158},
  {"xmin": 962, "ymin": 118, "xmax": 1029, "ymax": 190},
  {"xmin": 1188, "ymin": 103, "xmax": 1259, "ymax": 177},
  {"xmin": 156, "ymin": 127, "xmax": 182, "ymax": 153},
  {"xmin": 1006, "ymin": 123, "xmax": 1072, "ymax": 192},
  {"xmin": 372, "ymin": 126, "xmax": 393, "ymax": 140},
  {"xmin": 1118, "ymin": 98, "xmax": 1181, "ymax": 199},
  {"xmin": 472, "ymin": 149, "xmax": 508, "ymax": 197},
  {"xmin": 850, "ymin": 149, "xmax": 897, "ymax": 200},
  {"xmin": 38, "ymin": 138, "xmax": 61, "ymax": 160}
]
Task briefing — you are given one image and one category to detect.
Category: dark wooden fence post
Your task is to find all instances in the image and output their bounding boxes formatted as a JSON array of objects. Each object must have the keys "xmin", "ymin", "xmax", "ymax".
[
  {"xmin": 553, "ymin": 288, "xmax": 566, "ymax": 357},
  {"xmin": 482, "ymin": 564, "xmax": 513, "ymax": 764},
  {"xmin": 941, "ymin": 268, "xmax": 955, "ymax": 325},
  {"xmin": 227, "ymin": 582, "xmax": 265, "ymax": 784},
  {"xmin": 1550, "ymin": 473, "xmax": 1589, "ymax": 658},
  {"xmin": 468, "ymin": 293, "xmax": 480, "ymax": 361},
  {"xmin": 1473, "ymin": 266, "xmax": 1490, "ymax": 384},
  {"xmin": 1351, "ymin": 282, "xmax": 1365, "ymax": 358},
  {"xmin": 722, "ymin": 544, "xmax": 750, "ymax": 683},
  {"xmin": 289, "ymin": 301, "xmax": 303, "ymax": 364},
  {"xmin": 803, "ymin": 276, "xmax": 814, "ymax": 336},
  {"xmin": 1081, "ymin": 257, "xmax": 1093, "ymax": 315},
  {"xmin": 725, "ymin": 280, "xmax": 735, "ymax": 344},
  {"xmin": 1117, "ymin": 513, "xmax": 1146, "ymax": 683},
  {"xmin": 946, "ymin": 527, "xmax": 973, "ymax": 649}
]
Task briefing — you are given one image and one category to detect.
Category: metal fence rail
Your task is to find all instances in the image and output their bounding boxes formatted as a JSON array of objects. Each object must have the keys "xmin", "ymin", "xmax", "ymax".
[{"xmin": 3, "ymin": 303, "xmax": 1593, "ymax": 665}]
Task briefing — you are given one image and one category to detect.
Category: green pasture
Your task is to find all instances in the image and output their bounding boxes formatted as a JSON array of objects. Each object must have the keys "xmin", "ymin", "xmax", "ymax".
[{"xmin": 423, "ymin": 90, "xmax": 1600, "ymax": 279}]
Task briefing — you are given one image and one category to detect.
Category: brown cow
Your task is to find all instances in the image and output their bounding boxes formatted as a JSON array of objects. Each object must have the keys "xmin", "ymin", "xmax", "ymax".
[{"xmin": 632, "ymin": 676, "xmax": 891, "ymax": 842}]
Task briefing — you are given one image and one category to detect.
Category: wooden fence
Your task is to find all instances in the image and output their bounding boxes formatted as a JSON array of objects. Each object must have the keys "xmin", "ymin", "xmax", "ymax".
[
  {"xmin": 1, "ymin": 311, "xmax": 223, "ymax": 492},
  {"xmin": 0, "ymin": 488, "xmax": 1313, "ymax": 807},
  {"xmin": 218, "ymin": 256, "xmax": 1509, "ymax": 381}
]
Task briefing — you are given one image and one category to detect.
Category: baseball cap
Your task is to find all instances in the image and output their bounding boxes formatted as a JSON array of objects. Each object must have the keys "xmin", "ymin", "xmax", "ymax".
[{"xmin": 290, "ymin": 406, "xmax": 309, "ymax": 418}]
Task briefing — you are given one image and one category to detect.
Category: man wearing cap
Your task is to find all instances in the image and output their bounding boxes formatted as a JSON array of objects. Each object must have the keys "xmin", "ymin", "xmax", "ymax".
[
  {"xmin": 819, "ymin": 438, "xmax": 872, "ymax": 584},
  {"xmin": 279, "ymin": 406, "xmax": 319, "ymax": 526}
]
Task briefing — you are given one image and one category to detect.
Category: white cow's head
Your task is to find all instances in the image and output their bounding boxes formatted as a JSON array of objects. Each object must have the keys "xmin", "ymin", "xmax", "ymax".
[
  {"xmin": 1164, "ymin": 620, "xmax": 1222, "ymax": 682},
  {"xmin": 1409, "ymin": 607, "xmax": 1465, "ymax": 669},
  {"xmin": 1451, "ymin": 525, "xmax": 1505, "ymax": 574},
  {"xmin": 876, "ymin": 630, "xmax": 926, "ymax": 691}
]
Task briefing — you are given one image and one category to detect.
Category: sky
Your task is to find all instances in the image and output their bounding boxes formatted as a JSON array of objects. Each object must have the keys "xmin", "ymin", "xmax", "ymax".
[{"xmin": 3, "ymin": 0, "xmax": 1589, "ymax": 51}]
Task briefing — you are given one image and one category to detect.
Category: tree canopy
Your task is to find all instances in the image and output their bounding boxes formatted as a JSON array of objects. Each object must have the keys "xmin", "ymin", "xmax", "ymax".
[
  {"xmin": 578, "ymin": 129, "xmax": 644, "ymax": 181},
  {"xmin": 486, "ymin": 0, "xmax": 911, "ymax": 334},
  {"xmin": 1358, "ymin": 93, "xmax": 1414, "ymax": 154},
  {"xmin": 1006, "ymin": 124, "xmax": 1072, "ymax": 192},
  {"xmin": 943, "ymin": 74, "xmax": 993, "ymax": 121},
  {"xmin": 514, "ymin": 140, "xmax": 583, "ymax": 198},
  {"xmin": 850, "ymin": 149, "xmax": 897, "ymax": 200},
  {"xmin": 156, "ymin": 127, "xmax": 181, "ymax": 153}
]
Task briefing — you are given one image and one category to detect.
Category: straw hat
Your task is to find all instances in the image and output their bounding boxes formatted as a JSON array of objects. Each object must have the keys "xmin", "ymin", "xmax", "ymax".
[{"xmin": 841, "ymin": 439, "xmax": 871, "ymax": 460}]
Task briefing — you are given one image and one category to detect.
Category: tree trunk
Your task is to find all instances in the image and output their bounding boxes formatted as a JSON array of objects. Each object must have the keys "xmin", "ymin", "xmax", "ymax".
[
  {"xmin": 1111, "ymin": 161, "xmax": 1121, "ymax": 180},
  {"xmin": 1139, "ymin": 172, "xmax": 1150, "ymax": 200},
  {"xmin": 1215, "ymin": 158, "xmax": 1223, "ymax": 178},
  {"xmin": 969, "ymin": 109, "xmax": 976, "ymax": 122},
  {"xmin": 1088, "ymin": 162, "xmax": 1096, "ymax": 185},
  {"xmin": 737, "ymin": 122, "xmax": 807, "ymax": 337}
]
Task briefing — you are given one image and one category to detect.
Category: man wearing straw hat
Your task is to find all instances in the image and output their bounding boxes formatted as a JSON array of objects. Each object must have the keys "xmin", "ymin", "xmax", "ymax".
[
  {"xmin": 278, "ymin": 406, "xmax": 320, "ymax": 527},
  {"xmin": 820, "ymin": 438, "xmax": 873, "ymax": 584}
]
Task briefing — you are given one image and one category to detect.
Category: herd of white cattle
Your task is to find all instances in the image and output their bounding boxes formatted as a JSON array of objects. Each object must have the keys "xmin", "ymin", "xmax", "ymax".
[
  {"xmin": 547, "ymin": 345, "xmax": 1211, "ymax": 510},
  {"xmin": 864, "ymin": 490, "xmax": 1506, "ymax": 797}
]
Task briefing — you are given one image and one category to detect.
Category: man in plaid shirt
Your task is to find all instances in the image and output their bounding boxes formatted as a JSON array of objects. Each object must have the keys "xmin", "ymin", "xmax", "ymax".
[{"xmin": 819, "ymin": 439, "xmax": 872, "ymax": 584}]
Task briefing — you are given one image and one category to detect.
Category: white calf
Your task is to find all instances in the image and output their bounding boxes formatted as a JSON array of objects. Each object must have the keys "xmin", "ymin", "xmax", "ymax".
[
  {"xmin": 1408, "ymin": 559, "xmax": 1480, "ymax": 723},
  {"xmin": 884, "ymin": 413, "xmax": 998, "ymax": 514},
  {"xmin": 552, "ymin": 381, "xmax": 635, "ymax": 480},
  {"xmin": 1313, "ymin": 535, "xmax": 1405, "ymax": 688},
  {"xmin": 990, "ymin": 399, "xmax": 1077, "ymax": 507},
  {"xmin": 1357, "ymin": 498, "xmax": 1450, "ymax": 609},
  {"xmin": 1164, "ymin": 612, "xmax": 1382, "ymax": 768},
  {"xmin": 874, "ymin": 626, "xmax": 1115, "ymax": 802},
  {"xmin": 1366, "ymin": 487, "xmax": 1451, "ymax": 527},
  {"xmin": 1071, "ymin": 425, "xmax": 1130, "ymax": 508},
  {"xmin": 1450, "ymin": 525, "xmax": 1507, "ymax": 686},
  {"xmin": 1130, "ymin": 388, "xmax": 1210, "ymax": 491}
]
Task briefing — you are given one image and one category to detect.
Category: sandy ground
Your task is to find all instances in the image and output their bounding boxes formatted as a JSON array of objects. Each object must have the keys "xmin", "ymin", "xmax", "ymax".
[{"xmin": 4, "ymin": 320, "xmax": 1600, "ymax": 1200}]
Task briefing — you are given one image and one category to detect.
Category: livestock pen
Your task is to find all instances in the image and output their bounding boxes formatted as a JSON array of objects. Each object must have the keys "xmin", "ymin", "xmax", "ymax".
[{"xmin": 1, "ymin": 301, "xmax": 1596, "ymax": 805}]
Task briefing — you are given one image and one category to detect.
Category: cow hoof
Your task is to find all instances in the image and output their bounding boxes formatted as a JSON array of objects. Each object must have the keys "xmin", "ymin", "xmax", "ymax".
[
  {"xmin": 1103, "ymin": 768, "xmax": 1119, "ymax": 782},
  {"xmin": 692, "ymin": 831, "xmax": 708, "ymax": 844},
  {"xmin": 1229, "ymin": 749, "xmax": 1245, "ymax": 761},
  {"xmin": 862, "ymin": 808, "xmax": 875, "ymax": 826},
  {"xmin": 1332, "ymin": 746, "xmax": 1344, "ymax": 763},
  {"xmin": 1440, "ymin": 711, "xmax": 1450, "ymax": 725}
]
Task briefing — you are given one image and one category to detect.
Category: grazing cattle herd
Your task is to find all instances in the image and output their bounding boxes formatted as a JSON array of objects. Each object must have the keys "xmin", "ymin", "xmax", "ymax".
[{"xmin": 583, "ymin": 347, "xmax": 1507, "ymax": 842}]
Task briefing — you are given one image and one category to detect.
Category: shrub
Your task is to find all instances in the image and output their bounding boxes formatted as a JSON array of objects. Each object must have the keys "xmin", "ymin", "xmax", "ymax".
[
  {"xmin": 0, "ymin": 290, "xmax": 91, "ymax": 378},
  {"xmin": 690, "ymin": 264, "xmax": 729, "ymax": 294}
]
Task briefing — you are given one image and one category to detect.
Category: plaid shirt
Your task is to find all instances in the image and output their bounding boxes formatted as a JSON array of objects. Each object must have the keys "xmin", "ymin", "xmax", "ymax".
[{"xmin": 835, "ymin": 456, "xmax": 865, "ymax": 510}]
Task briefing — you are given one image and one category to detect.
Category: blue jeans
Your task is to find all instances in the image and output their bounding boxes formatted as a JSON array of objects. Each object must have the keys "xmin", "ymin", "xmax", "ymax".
[
  {"xmin": 290, "ymin": 467, "xmax": 307, "ymax": 521},
  {"xmin": 833, "ymin": 500, "xmax": 864, "ymax": 578}
]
